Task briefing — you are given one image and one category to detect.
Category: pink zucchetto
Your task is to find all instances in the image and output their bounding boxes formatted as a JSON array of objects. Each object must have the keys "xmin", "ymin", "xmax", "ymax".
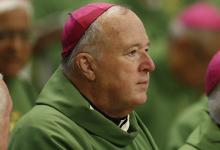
[
  {"xmin": 205, "ymin": 50, "xmax": 220, "ymax": 95},
  {"xmin": 178, "ymin": 2, "xmax": 220, "ymax": 30},
  {"xmin": 61, "ymin": 3, "xmax": 115, "ymax": 58}
]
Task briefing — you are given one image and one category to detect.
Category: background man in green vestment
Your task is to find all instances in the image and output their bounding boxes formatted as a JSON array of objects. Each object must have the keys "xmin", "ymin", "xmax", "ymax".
[
  {"xmin": 0, "ymin": 73, "xmax": 12, "ymax": 150},
  {"xmin": 166, "ymin": 2, "xmax": 220, "ymax": 149},
  {"xmin": 0, "ymin": 0, "xmax": 37, "ymax": 130},
  {"xmin": 179, "ymin": 50, "xmax": 220, "ymax": 150}
]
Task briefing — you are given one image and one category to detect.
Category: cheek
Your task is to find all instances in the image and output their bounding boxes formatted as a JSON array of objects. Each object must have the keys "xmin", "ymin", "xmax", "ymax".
[
  {"xmin": 0, "ymin": 48, "xmax": 10, "ymax": 69},
  {"xmin": 116, "ymin": 68, "xmax": 138, "ymax": 88},
  {"xmin": 104, "ymin": 68, "xmax": 137, "ymax": 95},
  {"xmin": 97, "ymin": 57, "xmax": 139, "ymax": 88},
  {"xmin": 0, "ymin": 43, "xmax": 6, "ymax": 49},
  {"xmin": 19, "ymin": 45, "xmax": 31, "ymax": 62},
  {"xmin": 113, "ymin": 68, "xmax": 139, "ymax": 94},
  {"xmin": 99, "ymin": 60, "xmax": 129, "ymax": 78},
  {"xmin": 0, "ymin": 45, "xmax": 9, "ymax": 56}
]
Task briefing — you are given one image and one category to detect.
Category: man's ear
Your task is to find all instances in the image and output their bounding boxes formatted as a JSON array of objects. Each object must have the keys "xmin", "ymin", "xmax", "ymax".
[{"xmin": 74, "ymin": 53, "xmax": 96, "ymax": 81}]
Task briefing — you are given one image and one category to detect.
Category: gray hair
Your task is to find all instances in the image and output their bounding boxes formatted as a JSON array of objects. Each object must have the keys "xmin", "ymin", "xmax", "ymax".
[
  {"xmin": 0, "ymin": 0, "xmax": 33, "ymax": 16},
  {"xmin": 208, "ymin": 82, "xmax": 220, "ymax": 124},
  {"xmin": 62, "ymin": 20, "xmax": 104, "ymax": 69},
  {"xmin": 61, "ymin": 5, "xmax": 128, "ymax": 72}
]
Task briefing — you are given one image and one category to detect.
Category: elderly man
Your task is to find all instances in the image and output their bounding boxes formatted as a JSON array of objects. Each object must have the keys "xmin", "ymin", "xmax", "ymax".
[
  {"xmin": 8, "ymin": 2, "xmax": 220, "ymax": 150},
  {"xmin": 0, "ymin": 74, "xmax": 12, "ymax": 150},
  {"xmin": 9, "ymin": 3, "xmax": 157, "ymax": 149},
  {"xmin": 0, "ymin": 0, "xmax": 36, "ymax": 129}
]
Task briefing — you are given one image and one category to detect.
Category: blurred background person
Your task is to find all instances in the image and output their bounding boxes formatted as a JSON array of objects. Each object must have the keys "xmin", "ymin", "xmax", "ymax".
[
  {"xmin": 168, "ymin": 2, "xmax": 220, "ymax": 95},
  {"xmin": 207, "ymin": 50, "xmax": 220, "ymax": 128},
  {"xmin": 179, "ymin": 50, "xmax": 220, "ymax": 150},
  {"xmin": 0, "ymin": 74, "xmax": 12, "ymax": 150},
  {"xmin": 0, "ymin": 0, "xmax": 37, "ymax": 130},
  {"xmin": 136, "ymin": 1, "xmax": 220, "ymax": 149},
  {"xmin": 31, "ymin": 0, "xmax": 93, "ymax": 91},
  {"xmin": 165, "ymin": 2, "xmax": 220, "ymax": 150}
]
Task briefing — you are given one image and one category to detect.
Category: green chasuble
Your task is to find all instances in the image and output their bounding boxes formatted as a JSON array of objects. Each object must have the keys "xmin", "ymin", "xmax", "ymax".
[
  {"xmin": 166, "ymin": 96, "xmax": 208, "ymax": 150},
  {"xmin": 7, "ymin": 77, "xmax": 37, "ymax": 130},
  {"xmin": 179, "ymin": 112, "xmax": 220, "ymax": 150},
  {"xmin": 9, "ymin": 67, "xmax": 158, "ymax": 150}
]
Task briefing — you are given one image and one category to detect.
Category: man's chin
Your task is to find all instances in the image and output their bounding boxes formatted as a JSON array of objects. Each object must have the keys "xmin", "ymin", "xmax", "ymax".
[{"xmin": 132, "ymin": 96, "xmax": 147, "ymax": 106}]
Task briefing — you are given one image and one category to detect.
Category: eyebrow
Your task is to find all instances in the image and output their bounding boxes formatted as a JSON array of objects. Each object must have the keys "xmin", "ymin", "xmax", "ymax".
[
  {"xmin": 129, "ymin": 42, "xmax": 150, "ymax": 49},
  {"xmin": 122, "ymin": 42, "xmax": 150, "ymax": 54}
]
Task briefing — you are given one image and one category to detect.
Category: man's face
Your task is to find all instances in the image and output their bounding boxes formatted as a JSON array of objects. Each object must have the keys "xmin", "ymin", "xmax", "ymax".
[
  {"xmin": 168, "ymin": 34, "xmax": 220, "ymax": 91},
  {"xmin": 94, "ymin": 10, "xmax": 155, "ymax": 113},
  {"xmin": 0, "ymin": 8, "xmax": 31, "ymax": 78}
]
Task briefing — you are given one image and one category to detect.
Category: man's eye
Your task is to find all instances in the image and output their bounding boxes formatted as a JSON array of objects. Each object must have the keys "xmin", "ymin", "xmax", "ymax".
[{"xmin": 128, "ymin": 50, "xmax": 137, "ymax": 56}]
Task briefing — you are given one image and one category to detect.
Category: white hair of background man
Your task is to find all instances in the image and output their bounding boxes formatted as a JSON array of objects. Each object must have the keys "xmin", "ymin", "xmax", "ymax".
[
  {"xmin": 208, "ymin": 82, "xmax": 220, "ymax": 125},
  {"xmin": 0, "ymin": 0, "xmax": 33, "ymax": 15}
]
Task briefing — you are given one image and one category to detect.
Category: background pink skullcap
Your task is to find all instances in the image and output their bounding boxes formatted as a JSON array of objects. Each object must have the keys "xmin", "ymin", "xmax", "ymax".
[
  {"xmin": 205, "ymin": 50, "xmax": 220, "ymax": 95},
  {"xmin": 178, "ymin": 2, "xmax": 220, "ymax": 30},
  {"xmin": 61, "ymin": 3, "xmax": 115, "ymax": 58}
]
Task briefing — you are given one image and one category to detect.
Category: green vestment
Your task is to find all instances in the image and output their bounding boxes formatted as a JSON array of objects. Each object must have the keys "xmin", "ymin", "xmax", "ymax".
[
  {"xmin": 7, "ymin": 77, "xmax": 37, "ymax": 130},
  {"xmin": 9, "ymin": 67, "xmax": 158, "ymax": 150},
  {"xmin": 166, "ymin": 96, "xmax": 208, "ymax": 150}
]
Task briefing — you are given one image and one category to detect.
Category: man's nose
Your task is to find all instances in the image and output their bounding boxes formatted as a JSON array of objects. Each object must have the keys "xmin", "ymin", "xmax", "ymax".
[
  {"xmin": 9, "ymin": 35, "xmax": 24, "ymax": 53},
  {"xmin": 138, "ymin": 52, "xmax": 155, "ymax": 72}
]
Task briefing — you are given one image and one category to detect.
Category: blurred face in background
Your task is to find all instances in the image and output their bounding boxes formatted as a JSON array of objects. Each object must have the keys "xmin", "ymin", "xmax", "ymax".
[
  {"xmin": 168, "ymin": 31, "xmax": 220, "ymax": 92},
  {"xmin": 0, "ymin": 8, "xmax": 31, "ymax": 78}
]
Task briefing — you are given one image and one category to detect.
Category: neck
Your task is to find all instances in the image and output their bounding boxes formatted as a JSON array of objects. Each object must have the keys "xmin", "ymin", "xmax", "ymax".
[
  {"xmin": 88, "ymin": 91, "xmax": 133, "ymax": 118},
  {"xmin": 64, "ymin": 69, "xmax": 132, "ymax": 118},
  {"xmin": 89, "ymin": 102, "xmax": 127, "ymax": 125}
]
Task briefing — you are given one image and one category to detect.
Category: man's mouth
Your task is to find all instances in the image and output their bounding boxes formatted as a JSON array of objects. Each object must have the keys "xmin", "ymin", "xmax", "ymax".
[
  {"xmin": 137, "ymin": 81, "xmax": 148, "ymax": 85},
  {"xmin": 137, "ymin": 81, "xmax": 148, "ymax": 89}
]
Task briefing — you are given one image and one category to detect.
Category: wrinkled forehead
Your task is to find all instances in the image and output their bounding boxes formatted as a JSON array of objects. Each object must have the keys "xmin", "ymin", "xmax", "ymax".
[
  {"xmin": 97, "ymin": 6, "xmax": 136, "ymax": 27},
  {"xmin": 96, "ymin": 7, "xmax": 148, "ymax": 52},
  {"xmin": 98, "ymin": 7, "xmax": 146, "ymax": 36},
  {"xmin": 0, "ymin": 8, "xmax": 31, "ymax": 28},
  {"xmin": 99, "ymin": 5, "xmax": 129, "ymax": 19},
  {"xmin": 108, "ymin": 8, "xmax": 145, "ymax": 31}
]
